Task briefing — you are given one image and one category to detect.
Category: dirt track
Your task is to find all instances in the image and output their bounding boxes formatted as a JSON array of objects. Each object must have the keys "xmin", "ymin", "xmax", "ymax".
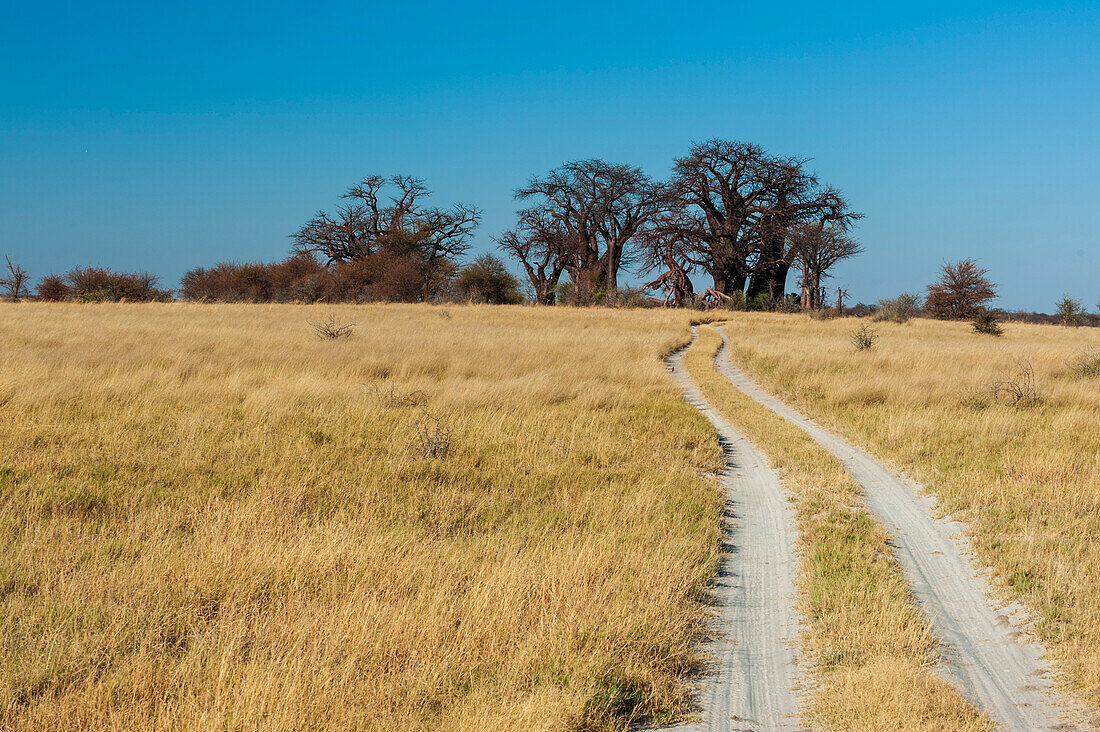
[
  {"xmin": 660, "ymin": 331, "xmax": 803, "ymax": 731},
  {"xmin": 714, "ymin": 325, "xmax": 1081, "ymax": 730}
]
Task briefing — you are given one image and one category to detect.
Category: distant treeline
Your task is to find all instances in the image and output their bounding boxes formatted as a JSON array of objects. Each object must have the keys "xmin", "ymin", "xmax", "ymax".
[{"xmin": 2, "ymin": 138, "xmax": 1095, "ymax": 319}]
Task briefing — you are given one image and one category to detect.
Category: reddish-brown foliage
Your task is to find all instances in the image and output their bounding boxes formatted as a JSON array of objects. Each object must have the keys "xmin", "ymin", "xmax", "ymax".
[{"xmin": 925, "ymin": 259, "xmax": 997, "ymax": 320}]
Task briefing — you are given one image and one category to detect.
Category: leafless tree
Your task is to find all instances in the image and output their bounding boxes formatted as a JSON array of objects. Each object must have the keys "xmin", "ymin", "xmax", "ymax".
[
  {"xmin": 1, "ymin": 256, "xmax": 29, "ymax": 302},
  {"xmin": 638, "ymin": 208, "xmax": 697, "ymax": 307},
  {"xmin": 514, "ymin": 160, "xmax": 666, "ymax": 297},
  {"xmin": 925, "ymin": 259, "xmax": 997, "ymax": 319},
  {"xmin": 494, "ymin": 208, "xmax": 567, "ymax": 305},
  {"xmin": 669, "ymin": 140, "xmax": 860, "ymax": 301},
  {"xmin": 789, "ymin": 222, "xmax": 863, "ymax": 311},
  {"xmin": 292, "ymin": 175, "xmax": 481, "ymax": 267}
]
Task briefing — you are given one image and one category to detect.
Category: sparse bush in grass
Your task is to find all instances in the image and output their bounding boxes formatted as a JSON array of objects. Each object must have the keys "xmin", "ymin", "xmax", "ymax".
[
  {"xmin": 604, "ymin": 287, "xmax": 650, "ymax": 309},
  {"xmin": 874, "ymin": 292, "xmax": 922, "ymax": 323},
  {"xmin": 749, "ymin": 292, "xmax": 773, "ymax": 311},
  {"xmin": 988, "ymin": 360, "xmax": 1041, "ymax": 408},
  {"xmin": 34, "ymin": 274, "xmax": 71, "ymax": 301},
  {"xmin": 849, "ymin": 323, "xmax": 877, "ymax": 352},
  {"xmin": 724, "ymin": 290, "xmax": 747, "ymax": 311},
  {"xmin": 454, "ymin": 254, "xmax": 524, "ymax": 304},
  {"xmin": 1, "ymin": 256, "xmax": 30, "ymax": 302},
  {"xmin": 775, "ymin": 293, "xmax": 800, "ymax": 313},
  {"xmin": 1056, "ymin": 294, "xmax": 1086, "ymax": 327},
  {"xmin": 925, "ymin": 259, "xmax": 997, "ymax": 319},
  {"xmin": 367, "ymin": 382, "xmax": 428, "ymax": 408},
  {"xmin": 971, "ymin": 310, "xmax": 1004, "ymax": 336},
  {"xmin": 1067, "ymin": 348, "xmax": 1100, "ymax": 379},
  {"xmin": 310, "ymin": 314, "xmax": 356, "ymax": 340},
  {"xmin": 66, "ymin": 267, "xmax": 171, "ymax": 302},
  {"xmin": 414, "ymin": 411, "xmax": 452, "ymax": 459}
]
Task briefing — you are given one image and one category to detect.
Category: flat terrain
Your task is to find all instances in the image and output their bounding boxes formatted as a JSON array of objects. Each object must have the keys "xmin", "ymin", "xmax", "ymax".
[
  {"xmin": 0, "ymin": 304, "xmax": 726, "ymax": 730},
  {"xmin": 3, "ymin": 304, "xmax": 1098, "ymax": 730}
]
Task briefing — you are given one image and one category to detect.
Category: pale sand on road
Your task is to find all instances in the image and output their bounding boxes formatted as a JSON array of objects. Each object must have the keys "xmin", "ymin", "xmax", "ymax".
[
  {"xmin": 659, "ymin": 330, "xmax": 804, "ymax": 731},
  {"xmin": 715, "ymin": 325, "xmax": 1087, "ymax": 731}
]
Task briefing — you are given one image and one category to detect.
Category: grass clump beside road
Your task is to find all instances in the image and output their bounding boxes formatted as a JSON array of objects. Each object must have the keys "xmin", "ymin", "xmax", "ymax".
[
  {"xmin": 722, "ymin": 313, "xmax": 1100, "ymax": 706},
  {"xmin": 0, "ymin": 303, "xmax": 726, "ymax": 731},
  {"xmin": 684, "ymin": 325, "xmax": 989, "ymax": 730}
]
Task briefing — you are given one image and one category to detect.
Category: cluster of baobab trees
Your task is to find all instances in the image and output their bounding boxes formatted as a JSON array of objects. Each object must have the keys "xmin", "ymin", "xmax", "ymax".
[
  {"xmin": 498, "ymin": 139, "xmax": 862, "ymax": 308},
  {"xmin": 288, "ymin": 138, "xmax": 863, "ymax": 307}
]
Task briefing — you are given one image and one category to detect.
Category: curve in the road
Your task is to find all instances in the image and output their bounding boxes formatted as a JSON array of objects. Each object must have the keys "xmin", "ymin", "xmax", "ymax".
[
  {"xmin": 659, "ymin": 328, "xmax": 804, "ymax": 731},
  {"xmin": 714, "ymin": 324, "xmax": 1082, "ymax": 731}
]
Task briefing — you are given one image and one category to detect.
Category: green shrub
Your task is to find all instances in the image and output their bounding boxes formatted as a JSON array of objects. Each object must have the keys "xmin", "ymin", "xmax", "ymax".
[{"xmin": 874, "ymin": 292, "xmax": 922, "ymax": 323}]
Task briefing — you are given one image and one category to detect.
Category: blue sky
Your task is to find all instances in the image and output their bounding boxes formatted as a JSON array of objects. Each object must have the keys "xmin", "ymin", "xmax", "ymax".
[{"xmin": 1, "ymin": 1, "xmax": 1097, "ymax": 310}]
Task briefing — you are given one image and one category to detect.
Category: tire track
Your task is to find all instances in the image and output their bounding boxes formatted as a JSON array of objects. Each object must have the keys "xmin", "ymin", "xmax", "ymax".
[
  {"xmin": 659, "ymin": 328, "xmax": 803, "ymax": 731},
  {"xmin": 713, "ymin": 325, "xmax": 1082, "ymax": 730}
]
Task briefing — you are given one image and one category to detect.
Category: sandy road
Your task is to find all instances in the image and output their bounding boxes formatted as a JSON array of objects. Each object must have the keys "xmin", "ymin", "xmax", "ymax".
[
  {"xmin": 659, "ymin": 330, "xmax": 803, "ymax": 731},
  {"xmin": 713, "ymin": 325, "xmax": 1082, "ymax": 731}
]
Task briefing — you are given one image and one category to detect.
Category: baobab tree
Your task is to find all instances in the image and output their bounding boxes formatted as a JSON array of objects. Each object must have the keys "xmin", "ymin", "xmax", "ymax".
[
  {"xmin": 514, "ymin": 159, "xmax": 666, "ymax": 299},
  {"xmin": 669, "ymin": 139, "xmax": 859, "ymax": 300},
  {"xmin": 494, "ymin": 208, "xmax": 568, "ymax": 305},
  {"xmin": 788, "ymin": 222, "xmax": 863, "ymax": 310},
  {"xmin": 293, "ymin": 175, "xmax": 480, "ymax": 266},
  {"xmin": 291, "ymin": 175, "xmax": 480, "ymax": 301},
  {"xmin": 638, "ymin": 208, "xmax": 699, "ymax": 307}
]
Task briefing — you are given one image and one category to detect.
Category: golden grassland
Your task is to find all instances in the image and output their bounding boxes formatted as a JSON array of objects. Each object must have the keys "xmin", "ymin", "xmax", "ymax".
[
  {"xmin": 0, "ymin": 303, "xmax": 732, "ymax": 731},
  {"xmin": 721, "ymin": 313, "xmax": 1100, "ymax": 705},
  {"xmin": 683, "ymin": 325, "xmax": 990, "ymax": 730}
]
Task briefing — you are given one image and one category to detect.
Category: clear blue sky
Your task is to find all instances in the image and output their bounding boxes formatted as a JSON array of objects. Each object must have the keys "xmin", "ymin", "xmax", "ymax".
[{"xmin": 2, "ymin": 1, "xmax": 1097, "ymax": 310}]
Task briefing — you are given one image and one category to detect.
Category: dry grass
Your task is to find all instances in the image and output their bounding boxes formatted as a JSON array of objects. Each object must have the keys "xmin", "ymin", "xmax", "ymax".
[
  {"xmin": 683, "ymin": 325, "xmax": 989, "ymax": 730},
  {"xmin": 0, "ymin": 303, "xmax": 729, "ymax": 731},
  {"xmin": 721, "ymin": 313, "xmax": 1100, "ymax": 705}
]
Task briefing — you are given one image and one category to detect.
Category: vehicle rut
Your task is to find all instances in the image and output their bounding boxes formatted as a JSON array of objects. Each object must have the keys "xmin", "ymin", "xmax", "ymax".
[
  {"xmin": 714, "ymin": 325, "xmax": 1083, "ymax": 731},
  {"xmin": 659, "ymin": 329, "xmax": 803, "ymax": 731}
]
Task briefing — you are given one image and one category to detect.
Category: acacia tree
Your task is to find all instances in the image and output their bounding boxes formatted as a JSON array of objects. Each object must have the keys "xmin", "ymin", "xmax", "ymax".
[
  {"xmin": 669, "ymin": 139, "xmax": 859, "ymax": 300},
  {"xmin": 1, "ymin": 256, "xmax": 29, "ymax": 302},
  {"xmin": 514, "ymin": 160, "xmax": 666, "ymax": 298},
  {"xmin": 495, "ymin": 208, "xmax": 567, "ymax": 305},
  {"xmin": 788, "ymin": 222, "xmax": 863, "ymax": 310},
  {"xmin": 925, "ymin": 259, "xmax": 997, "ymax": 319},
  {"xmin": 291, "ymin": 175, "xmax": 480, "ymax": 300}
]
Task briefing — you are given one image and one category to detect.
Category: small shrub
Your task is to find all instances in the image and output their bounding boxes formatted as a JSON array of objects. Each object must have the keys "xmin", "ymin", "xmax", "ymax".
[
  {"xmin": 414, "ymin": 412, "xmax": 452, "ymax": 459},
  {"xmin": 66, "ymin": 267, "xmax": 170, "ymax": 302},
  {"xmin": 35, "ymin": 274, "xmax": 71, "ymax": 302},
  {"xmin": 1067, "ymin": 348, "xmax": 1100, "ymax": 379},
  {"xmin": 454, "ymin": 254, "xmax": 523, "ymax": 304},
  {"xmin": 925, "ymin": 258, "xmax": 997, "ymax": 319},
  {"xmin": 971, "ymin": 310, "xmax": 1004, "ymax": 336},
  {"xmin": 960, "ymin": 385, "xmax": 992, "ymax": 410},
  {"xmin": 775, "ymin": 294, "xmax": 800, "ymax": 313},
  {"xmin": 849, "ymin": 323, "xmax": 877, "ymax": 352},
  {"xmin": 749, "ymin": 292, "xmax": 773, "ymax": 311},
  {"xmin": 874, "ymin": 292, "xmax": 922, "ymax": 323},
  {"xmin": 367, "ymin": 382, "xmax": 428, "ymax": 407},
  {"xmin": 725, "ymin": 290, "xmax": 747, "ymax": 311},
  {"xmin": 1, "ymin": 256, "xmax": 30, "ymax": 302},
  {"xmin": 604, "ymin": 287, "xmax": 649, "ymax": 309},
  {"xmin": 310, "ymin": 314, "xmax": 356, "ymax": 340},
  {"xmin": 988, "ymin": 360, "xmax": 1041, "ymax": 408},
  {"xmin": 1055, "ymin": 295, "xmax": 1086, "ymax": 327}
]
